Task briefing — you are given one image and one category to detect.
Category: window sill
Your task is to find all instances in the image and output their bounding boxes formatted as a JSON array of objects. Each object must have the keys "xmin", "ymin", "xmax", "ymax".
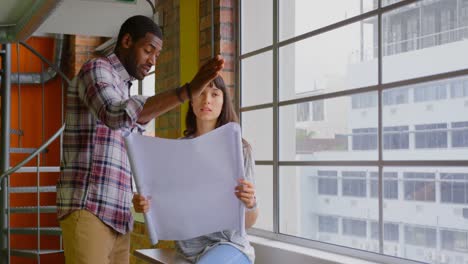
[{"xmin": 248, "ymin": 235, "xmax": 379, "ymax": 264}]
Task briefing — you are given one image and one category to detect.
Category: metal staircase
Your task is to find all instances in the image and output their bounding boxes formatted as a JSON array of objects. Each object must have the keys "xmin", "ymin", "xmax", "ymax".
[{"xmin": 0, "ymin": 36, "xmax": 69, "ymax": 263}]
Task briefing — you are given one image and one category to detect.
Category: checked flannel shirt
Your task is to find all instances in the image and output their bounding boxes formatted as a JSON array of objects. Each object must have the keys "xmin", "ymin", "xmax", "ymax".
[{"xmin": 57, "ymin": 53, "xmax": 147, "ymax": 234}]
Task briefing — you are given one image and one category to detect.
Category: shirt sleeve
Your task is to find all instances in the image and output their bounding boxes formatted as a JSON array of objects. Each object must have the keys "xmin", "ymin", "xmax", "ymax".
[
  {"xmin": 78, "ymin": 59, "xmax": 148, "ymax": 130},
  {"xmin": 243, "ymin": 141, "xmax": 258, "ymax": 211}
]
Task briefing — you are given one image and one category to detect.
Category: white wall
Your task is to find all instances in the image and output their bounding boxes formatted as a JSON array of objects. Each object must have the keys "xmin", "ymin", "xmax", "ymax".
[{"xmin": 36, "ymin": 0, "xmax": 153, "ymax": 37}]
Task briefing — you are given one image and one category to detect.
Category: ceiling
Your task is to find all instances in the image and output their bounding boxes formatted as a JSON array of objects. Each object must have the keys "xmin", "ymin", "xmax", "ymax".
[
  {"xmin": 0, "ymin": 0, "xmax": 153, "ymax": 43},
  {"xmin": 0, "ymin": 0, "xmax": 63, "ymax": 43}
]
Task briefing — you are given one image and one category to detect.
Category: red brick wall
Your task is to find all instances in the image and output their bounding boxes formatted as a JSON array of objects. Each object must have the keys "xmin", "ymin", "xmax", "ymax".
[
  {"xmin": 154, "ymin": 0, "xmax": 182, "ymax": 139},
  {"xmin": 199, "ymin": 0, "xmax": 237, "ymax": 99},
  {"xmin": 68, "ymin": 36, "xmax": 108, "ymax": 77}
]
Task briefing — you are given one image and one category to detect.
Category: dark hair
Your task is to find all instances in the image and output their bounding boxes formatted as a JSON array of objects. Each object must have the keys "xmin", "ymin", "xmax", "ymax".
[
  {"xmin": 116, "ymin": 15, "xmax": 163, "ymax": 49},
  {"xmin": 184, "ymin": 76, "xmax": 250, "ymax": 148}
]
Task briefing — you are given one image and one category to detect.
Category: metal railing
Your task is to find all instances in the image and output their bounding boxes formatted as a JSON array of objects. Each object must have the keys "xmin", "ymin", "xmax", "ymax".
[{"xmin": 0, "ymin": 37, "xmax": 70, "ymax": 263}]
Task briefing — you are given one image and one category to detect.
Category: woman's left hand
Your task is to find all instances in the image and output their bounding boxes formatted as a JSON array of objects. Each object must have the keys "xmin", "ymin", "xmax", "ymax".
[{"xmin": 235, "ymin": 179, "xmax": 256, "ymax": 209}]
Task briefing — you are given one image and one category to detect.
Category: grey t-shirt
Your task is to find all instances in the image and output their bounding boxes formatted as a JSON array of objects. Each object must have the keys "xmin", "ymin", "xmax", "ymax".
[{"xmin": 175, "ymin": 140, "xmax": 256, "ymax": 263}]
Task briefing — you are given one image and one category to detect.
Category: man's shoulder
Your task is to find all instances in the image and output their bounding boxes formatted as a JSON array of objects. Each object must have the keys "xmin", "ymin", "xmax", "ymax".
[{"xmin": 81, "ymin": 56, "xmax": 113, "ymax": 73}]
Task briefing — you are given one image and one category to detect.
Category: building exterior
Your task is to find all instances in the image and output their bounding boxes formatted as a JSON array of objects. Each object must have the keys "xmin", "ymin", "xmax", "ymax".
[{"xmin": 293, "ymin": 1, "xmax": 468, "ymax": 263}]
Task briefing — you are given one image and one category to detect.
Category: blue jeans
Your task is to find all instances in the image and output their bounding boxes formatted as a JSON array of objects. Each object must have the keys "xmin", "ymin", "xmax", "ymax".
[{"xmin": 197, "ymin": 244, "xmax": 251, "ymax": 264}]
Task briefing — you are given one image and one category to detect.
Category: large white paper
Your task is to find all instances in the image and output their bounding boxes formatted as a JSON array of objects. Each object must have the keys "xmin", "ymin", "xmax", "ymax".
[{"xmin": 124, "ymin": 122, "xmax": 245, "ymax": 244}]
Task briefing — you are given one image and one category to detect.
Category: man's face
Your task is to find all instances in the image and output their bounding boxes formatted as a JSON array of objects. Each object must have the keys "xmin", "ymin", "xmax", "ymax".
[{"xmin": 126, "ymin": 32, "xmax": 162, "ymax": 80}]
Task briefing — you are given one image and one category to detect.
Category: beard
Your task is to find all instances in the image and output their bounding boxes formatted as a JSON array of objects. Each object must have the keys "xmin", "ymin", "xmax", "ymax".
[{"xmin": 125, "ymin": 48, "xmax": 143, "ymax": 80}]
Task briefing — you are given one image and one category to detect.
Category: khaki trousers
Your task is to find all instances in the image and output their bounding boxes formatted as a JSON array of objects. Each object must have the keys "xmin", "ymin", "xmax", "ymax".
[{"xmin": 60, "ymin": 210, "xmax": 130, "ymax": 264}]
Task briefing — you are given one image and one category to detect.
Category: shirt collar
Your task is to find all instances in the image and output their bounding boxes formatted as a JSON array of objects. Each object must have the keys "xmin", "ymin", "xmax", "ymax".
[{"xmin": 106, "ymin": 53, "xmax": 136, "ymax": 84}]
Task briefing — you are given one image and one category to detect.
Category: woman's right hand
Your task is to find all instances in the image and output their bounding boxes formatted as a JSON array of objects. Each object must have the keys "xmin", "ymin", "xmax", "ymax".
[{"xmin": 132, "ymin": 193, "xmax": 151, "ymax": 213}]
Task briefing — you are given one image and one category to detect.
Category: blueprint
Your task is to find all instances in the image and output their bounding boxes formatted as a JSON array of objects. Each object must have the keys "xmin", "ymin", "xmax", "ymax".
[{"xmin": 124, "ymin": 122, "xmax": 245, "ymax": 244}]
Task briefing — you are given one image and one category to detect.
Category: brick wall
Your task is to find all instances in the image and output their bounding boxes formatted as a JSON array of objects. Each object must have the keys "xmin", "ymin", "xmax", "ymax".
[
  {"xmin": 68, "ymin": 35, "xmax": 108, "ymax": 77},
  {"xmin": 154, "ymin": 0, "xmax": 182, "ymax": 139},
  {"xmin": 199, "ymin": 0, "xmax": 236, "ymax": 99}
]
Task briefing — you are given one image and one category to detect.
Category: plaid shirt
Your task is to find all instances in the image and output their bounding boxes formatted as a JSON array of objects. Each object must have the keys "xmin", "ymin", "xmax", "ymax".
[{"xmin": 57, "ymin": 53, "xmax": 147, "ymax": 234}]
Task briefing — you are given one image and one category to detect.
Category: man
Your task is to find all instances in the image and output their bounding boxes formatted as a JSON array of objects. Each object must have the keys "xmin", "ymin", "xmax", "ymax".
[{"xmin": 57, "ymin": 15, "xmax": 223, "ymax": 264}]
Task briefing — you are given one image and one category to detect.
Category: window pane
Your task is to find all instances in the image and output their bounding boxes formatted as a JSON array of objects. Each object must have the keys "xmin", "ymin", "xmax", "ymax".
[
  {"xmin": 279, "ymin": 166, "xmax": 379, "ymax": 251},
  {"xmin": 142, "ymin": 74, "xmax": 156, "ymax": 137},
  {"xmin": 318, "ymin": 215, "xmax": 339, "ymax": 233},
  {"xmin": 279, "ymin": 0, "xmax": 375, "ymax": 41},
  {"xmin": 452, "ymin": 121, "xmax": 468, "ymax": 148},
  {"xmin": 440, "ymin": 173, "xmax": 468, "ymax": 204},
  {"xmin": 441, "ymin": 229, "xmax": 468, "ymax": 253},
  {"xmin": 370, "ymin": 172, "xmax": 398, "ymax": 200},
  {"xmin": 251, "ymin": 165, "xmax": 273, "ymax": 231},
  {"xmin": 403, "ymin": 172, "xmax": 436, "ymax": 202},
  {"xmin": 342, "ymin": 171, "xmax": 367, "ymax": 197},
  {"xmin": 318, "ymin": 170, "xmax": 338, "ymax": 196},
  {"xmin": 280, "ymin": 94, "xmax": 378, "ymax": 161},
  {"xmin": 382, "ymin": 0, "xmax": 468, "ymax": 83},
  {"xmin": 343, "ymin": 218, "xmax": 367, "ymax": 237},
  {"xmin": 279, "ymin": 20, "xmax": 376, "ymax": 101},
  {"xmin": 241, "ymin": 0, "xmax": 272, "ymax": 54},
  {"xmin": 382, "ymin": 78, "xmax": 468, "ymax": 161},
  {"xmin": 371, "ymin": 222, "xmax": 400, "ymax": 242},
  {"xmin": 241, "ymin": 108, "xmax": 273, "ymax": 160},
  {"xmin": 415, "ymin": 123, "xmax": 447, "ymax": 149},
  {"xmin": 383, "ymin": 167, "xmax": 468, "ymax": 263},
  {"xmin": 241, "ymin": 51, "xmax": 273, "ymax": 107}
]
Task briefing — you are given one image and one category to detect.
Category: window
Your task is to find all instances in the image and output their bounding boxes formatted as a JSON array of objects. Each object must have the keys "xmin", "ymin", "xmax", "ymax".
[
  {"xmin": 405, "ymin": 225, "xmax": 436, "ymax": 248},
  {"xmin": 450, "ymin": 79, "xmax": 468, "ymax": 98},
  {"xmin": 318, "ymin": 170, "xmax": 338, "ymax": 195},
  {"xmin": 383, "ymin": 126, "xmax": 409, "ymax": 150},
  {"xmin": 240, "ymin": 1, "xmax": 467, "ymax": 263},
  {"xmin": 342, "ymin": 171, "xmax": 366, "ymax": 197},
  {"xmin": 318, "ymin": 215, "xmax": 339, "ymax": 234},
  {"xmin": 421, "ymin": 11, "xmax": 436, "ymax": 48},
  {"xmin": 406, "ymin": 17, "xmax": 419, "ymax": 52},
  {"xmin": 312, "ymin": 100, "xmax": 324, "ymax": 121},
  {"xmin": 352, "ymin": 128, "xmax": 377, "ymax": 150},
  {"xmin": 297, "ymin": 102, "xmax": 310, "ymax": 122},
  {"xmin": 370, "ymin": 172, "xmax": 398, "ymax": 199},
  {"xmin": 440, "ymin": 8, "xmax": 456, "ymax": 44},
  {"xmin": 383, "ymin": 88, "xmax": 409, "ymax": 106},
  {"xmin": 403, "ymin": 172, "xmax": 435, "ymax": 202},
  {"xmin": 452, "ymin": 121, "xmax": 468, "ymax": 147},
  {"xmin": 415, "ymin": 123, "xmax": 447, "ymax": 149},
  {"xmin": 296, "ymin": 101, "xmax": 324, "ymax": 122},
  {"xmin": 441, "ymin": 173, "xmax": 468, "ymax": 204},
  {"xmin": 351, "ymin": 92, "xmax": 377, "ymax": 109},
  {"xmin": 441, "ymin": 229, "xmax": 468, "ymax": 253},
  {"xmin": 342, "ymin": 218, "xmax": 367, "ymax": 238},
  {"xmin": 414, "ymin": 84, "xmax": 447, "ymax": 102},
  {"xmin": 371, "ymin": 222, "xmax": 399, "ymax": 242}
]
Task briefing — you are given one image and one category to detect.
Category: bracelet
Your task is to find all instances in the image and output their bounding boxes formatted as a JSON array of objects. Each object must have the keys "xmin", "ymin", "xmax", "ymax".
[
  {"xmin": 175, "ymin": 86, "xmax": 184, "ymax": 103},
  {"xmin": 185, "ymin": 82, "xmax": 192, "ymax": 101},
  {"xmin": 246, "ymin": 196, "xmax": 257, "ymax": 211}
]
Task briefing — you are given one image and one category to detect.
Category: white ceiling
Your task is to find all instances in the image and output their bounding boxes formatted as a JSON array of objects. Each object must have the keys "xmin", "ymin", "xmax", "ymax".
[
  {"xmin": 0, "ymin": 0, "xmax": 154, "ymax": 42},
  {"xmin": 37, "ymin": 0, "xmax": 154, "ymax": 37}
]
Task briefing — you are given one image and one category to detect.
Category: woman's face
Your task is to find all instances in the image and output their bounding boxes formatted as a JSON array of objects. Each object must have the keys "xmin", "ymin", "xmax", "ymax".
[{"xmin": 191, "ymin": 84, "xmax": 224, "ymax": 123}]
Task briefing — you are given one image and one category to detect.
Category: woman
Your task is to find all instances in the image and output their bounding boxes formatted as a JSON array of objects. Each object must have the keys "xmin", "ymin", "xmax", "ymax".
[{"xmin": 133, "ymin": 76, "xmax": 258, "ymax": 264}]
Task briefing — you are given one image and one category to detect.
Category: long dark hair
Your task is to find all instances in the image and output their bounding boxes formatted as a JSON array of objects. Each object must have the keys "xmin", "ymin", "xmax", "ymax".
[{"xmin": 184, "ymin": 76, "xmax": 250, "ymax": 148}]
